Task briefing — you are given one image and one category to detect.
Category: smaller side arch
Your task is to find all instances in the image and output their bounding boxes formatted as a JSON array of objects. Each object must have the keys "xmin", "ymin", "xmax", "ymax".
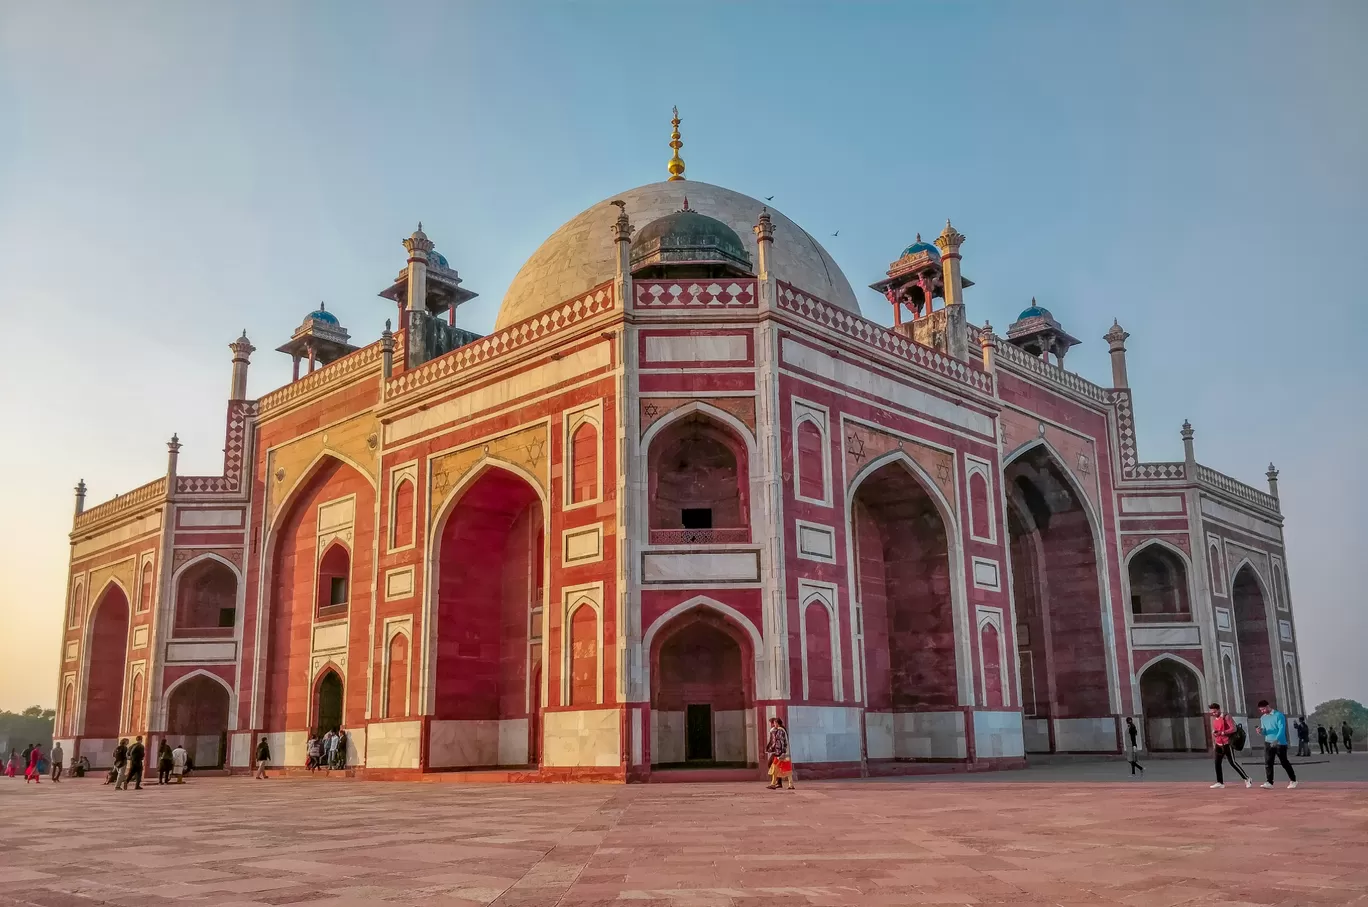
[
  {"xmin": 642, "ymin": 594, "xmax": 766, "ymax": 706},
  {"xmin": 1124, "ymin": 539, "xmax": 1195, "ymax": 622},
  {"xmin": 1136, "ymin": 654, "xmax": 1207, "ymax": 752}
]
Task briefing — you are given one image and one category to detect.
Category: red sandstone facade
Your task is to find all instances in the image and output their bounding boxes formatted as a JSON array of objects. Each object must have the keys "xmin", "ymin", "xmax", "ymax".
[{"xmin": 55, "ymin": 176, "xmax": 1302, "ymax": 780}]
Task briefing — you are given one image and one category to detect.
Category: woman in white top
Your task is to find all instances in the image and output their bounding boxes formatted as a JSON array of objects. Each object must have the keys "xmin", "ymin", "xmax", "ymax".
[{"xmin": 171, "ymin": 744, "xmax": 188, "ymax": 783}]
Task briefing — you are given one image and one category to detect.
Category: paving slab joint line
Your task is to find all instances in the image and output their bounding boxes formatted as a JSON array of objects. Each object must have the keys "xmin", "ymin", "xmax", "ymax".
[{"xmin": 489, "ymin": 790, "xmax": 628, "ymax": 907}]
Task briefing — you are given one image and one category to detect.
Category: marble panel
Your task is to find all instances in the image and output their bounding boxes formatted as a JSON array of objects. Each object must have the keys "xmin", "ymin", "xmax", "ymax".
[
  {"xmin": 893, "ymin": 710, "xmax": 967, "ymax": 759},
  {"xmin": 229, "ymin": 732, "xmax": 252, "ymax": 767},
  {"xmin": 972, "ymin": 710, "xmax": 1026, "ymax": 758},
  {"xmin": 1120, "ymin": 495, "xmax": 1184, "ymax": 514},
  {"xmin": 1130, "ymin": 625, "xmax": 1201, "ymax": 649},
  {"xmin": 787, "ymin": 706, "xmax": 862, "ymax": 763},
  {"xmin": 367, "ymin": 720, "xmax": 423, "ymax": 769},
  {"xmin": 644, "ymin": 334, "xmax": 748, "ymax": 363},
  {"xmin": 1053, "ymin": 717, "xmax": 1117, "ymax": 752},
  {"xmin": 652, "ymin": 710, "xmax": 685, "ymax": 764},
  {"xmin": 713, "ymin": 709, "xmax": 748, "ymax": 763},
  {"xmin": 498, "ymin": 718, "xmax": 529, "ymax": 766},
  {"xmin": 264, "ymin": 731, "xmax": 308, "ymax": 766},
  {"xmin": 179, "ymin": 509, "xmax": 245, "ymax": 528},
  {"xmin": 80, "ymin": 737, "xmax": 118, "ymax": 769},
  {"xmin": 165, "ymin": 641, "xmax": 236, "ymax": 663},
  {"xmin": 312, "ymin": 621, "xmax": 348, "ymax": 653},
  {"xmin": 642, "ymin": 551, "xmax": 760, "ymax": 584},
  {"xmin": 1022, "ymin": 717, "xmax": 1052, "ymax": 753},
  {"xmin": 542, "ymin": 709, "xmax": 620, "ymax": 767},
  {"xmin": 864, "ymin": 712, "xmax": 894, "ymax": 759},
  {"xmin": 428, "ymin": 720, "xmax": 500, "ymax": 768}
]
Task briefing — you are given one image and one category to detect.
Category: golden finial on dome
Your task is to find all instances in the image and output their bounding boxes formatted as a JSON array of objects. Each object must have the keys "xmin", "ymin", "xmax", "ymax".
[{"xmin": 667, "ymin": 106, "xmax": 686, "ymax": 182}]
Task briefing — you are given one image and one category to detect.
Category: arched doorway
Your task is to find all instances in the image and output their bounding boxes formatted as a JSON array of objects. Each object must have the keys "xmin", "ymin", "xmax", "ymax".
[
  {"xmin": 1128, "ymin": 544, "xmax": 1191, "ymax": 622},
  {"xmin": 1005, "ymin": 446, "xmax": 1112, "ymax": 751},
  {"xmin": 433, "ymin": 466, "xmax": 544, "ymax": 768},
  {"xmin": 174, "ymin": 558, "xmax": 238, "ymax": 635},
  {"xmin": 1232, "ymin": 566, "xmax": 1274, "ymax": 715},
  {"xmin": 650, "ymin": 607, "xmax": 755, "ymax": 767},
  {"xmin": 314, "ymin": 669, "xmax": 344, "ymax": 735},
  {"xmin": 851, "ymin": 458, "xmax": 958, "ymax": 725},
  {"xmin": 84, "ymin": 583, "xmax": 131, "ymax": 739},
  {"xmin": 166, "ymin": 674, "xmax": 231, "ymax": 768},
  {"xmin": 264, "ymin": 456, "xmax": 375, "ymax": 734},
  {"xmin": 1138, "ymin": 659, "xmax": 1205, "ymax": 752}
]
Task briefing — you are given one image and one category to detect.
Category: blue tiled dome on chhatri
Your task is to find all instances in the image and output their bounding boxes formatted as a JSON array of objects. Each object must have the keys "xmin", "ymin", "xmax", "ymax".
[
  {"xmin": 902, "ymin": 234, "xmax": 941, "ymax": 259},
  {"xmin": 1017, "ymin": 302, "xmax": 1052, "ymax": 320},
  {"xmin": 307, "ymin": 302, "xmax": 340, "ymax": 325},
  {"xmin": 429, "ymin": 250, "xmax": 450, "ymax": 270}
]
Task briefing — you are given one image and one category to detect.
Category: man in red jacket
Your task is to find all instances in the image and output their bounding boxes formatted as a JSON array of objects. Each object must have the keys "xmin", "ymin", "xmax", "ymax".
[{"xmin": 1209, "ymin": 703, "xmax": 1251, "ymax": 789}]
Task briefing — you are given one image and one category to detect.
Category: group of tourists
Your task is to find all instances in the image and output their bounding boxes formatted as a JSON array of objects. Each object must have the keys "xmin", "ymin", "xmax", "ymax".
[
  {"xmin": 5, "ymin": 742, "xmax": 63, "ymax": 782},
  {"xmin": 102, "ymin": 736, "xmax": 191, "ymax": 789},
  {"xmin": 1209, "ymin": 700, "xmax": 1300, "ymax": 789},
  {"xmin": 1313, "ymin": 721, "xmax": 1354, "ymax": 755},
  {"xmin": 304, "ymin": 728, "xmax": 350, "ymax": 772}
]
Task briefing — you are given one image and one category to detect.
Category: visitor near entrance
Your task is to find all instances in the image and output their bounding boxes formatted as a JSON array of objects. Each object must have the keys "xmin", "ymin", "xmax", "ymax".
[
  {"xmin": 1295, "ymin": 717, "xmax": 1310, "ymax": 758},
  {"xmin": 254, "ymin": 737, "xmax": 270, "ymax": 779},
  {"xmin": 49, "ymin": 741, "xmax": 63, "ymax": 782},
  {"xmin": 24, "ymin": 743, "xmax": 43, "ymax": 784},
  {"xmin": 1256, "ymin": 700, "xmax": 1297, "ymax": 789},
  {"xmin": 1208, "ymin": 703, "xmax": 1250, "ymax": 789},
  {"xmin": 1125, "ymin": 717, "xmax": 1144, "ymax": 776},
  {"xmin": 171, "ymin": 743, "xmax": 188, "ymax": 782},
  {"xmin": 157, "ymin": 742, "xmax": 173, "ymax": 784}
]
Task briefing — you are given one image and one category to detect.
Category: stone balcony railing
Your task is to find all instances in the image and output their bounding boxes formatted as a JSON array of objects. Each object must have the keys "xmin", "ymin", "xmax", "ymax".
[
  {"xmin": 257, "ymin": 341, "xmax": 384, "ymax": 416},
  {"xmin": 73, "ymin": 476, "xmax": 168, "ymax": 531},
  {"xmin": 1196, "ymin": 463, "xmax": 1279, "ymax": 514},
  {"xmin": 648, "ymin": 527, "xmax": 751, "ymax": 546},
  {"xmin": 984, "ymin": 331, "xmax": 1113, "ymax": 405}
]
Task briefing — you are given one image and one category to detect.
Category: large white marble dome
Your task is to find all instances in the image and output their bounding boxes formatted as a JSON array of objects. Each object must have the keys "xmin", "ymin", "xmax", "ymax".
[{"xmin": 496, "ymin": 180, "xmax": 861, "ymax": 329}]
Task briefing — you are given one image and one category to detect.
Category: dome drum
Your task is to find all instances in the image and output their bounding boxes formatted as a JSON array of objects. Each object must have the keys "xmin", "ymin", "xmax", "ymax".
[{"xmin": 629, "ymin": 208, "xmax": 753, "ymax": 280}]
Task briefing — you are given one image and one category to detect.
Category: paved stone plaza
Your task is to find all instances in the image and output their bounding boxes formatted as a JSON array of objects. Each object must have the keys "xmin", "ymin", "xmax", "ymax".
[{"xmin": 3, "ymin": 760, "xmax": 1367, "ymax": 907}]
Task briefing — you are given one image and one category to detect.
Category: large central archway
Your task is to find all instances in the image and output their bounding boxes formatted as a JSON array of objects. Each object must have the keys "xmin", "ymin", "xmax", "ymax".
[
  {"xmin": 166, "ymin": 673, "xmax": 231, "ymax": 768},
  {"xmin": 649, "ymin": 606, "xmax": 755, "ymax": 767},
  {"xmin": 1138, "ymin": 658, "xmax": 1205, "ymax": 752},
  {"xmin": 1005, "ymin": 445, "xmax": 1112, "ymax": 751},
  {"xmin": 1232, "ymin": 565, "xmax": 1275, "ymax": 715},
  {"xmin": 433, "ymin": 465, "xmax": 544, "ymax": 768},
  {"xmin": 84, "ymin": 583, "xmax": 131, "ymax": 739}
]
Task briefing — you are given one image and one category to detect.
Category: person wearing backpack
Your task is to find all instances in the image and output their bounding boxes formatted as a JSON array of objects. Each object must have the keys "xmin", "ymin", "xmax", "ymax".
[{"xmin": 1208, "ymin": 702, "xmax": 1251, "ymax": 789}]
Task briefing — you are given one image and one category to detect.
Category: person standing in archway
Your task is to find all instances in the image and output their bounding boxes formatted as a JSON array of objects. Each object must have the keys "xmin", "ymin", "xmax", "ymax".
[
  {"xmin": 1208, "ymin": 703, "xmax": 1250, "ymax": 789},
  {"xmin": 1125, "ymin": 717, "xmax": 1144, "ymax": 776},
  {"xmin": 1256, "ymin": 700, "xmax": 1297, "ymax": 789}
]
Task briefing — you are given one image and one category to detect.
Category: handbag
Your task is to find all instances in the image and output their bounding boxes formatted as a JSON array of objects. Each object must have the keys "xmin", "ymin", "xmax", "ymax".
[{"xmin": 778, "ymin": 757, "xmax": 793, "ymax": 774}]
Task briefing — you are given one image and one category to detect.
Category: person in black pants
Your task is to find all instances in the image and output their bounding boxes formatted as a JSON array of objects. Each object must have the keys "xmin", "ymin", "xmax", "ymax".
[
  {"xmin": 1318, "ymin": 724, "xmax": 1329, "ymax": 754},
  {"xmin": 157, "ymin": 742, "xmax": 173, "ymax": 785},
  {"xmin": 1208, "ymin": 703, "xmax": 1251, "ymax": 789},
  {"xmin": 1125, "ymin": 717, "xmax": 1144, "ymax": 775},
  {"xmin": 124, "ymin": 736, "xmax": 146, "ymax": 790},
  {"xmin": 1343, "ymin": 723, "xmax": 1354, "ymax": 754}
]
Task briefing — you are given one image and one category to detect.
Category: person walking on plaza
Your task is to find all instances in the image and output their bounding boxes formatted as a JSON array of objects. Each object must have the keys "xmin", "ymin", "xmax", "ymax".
[
  {"xmin": 20, "ymin": 744, "xmax": 33, "ymax": 779},
  {"xmin": 764, "ymin": 717, "xmax": 789, "ymax": 790},
  {"xmin": 1318, "ymin": 724, "xmax": 1329, "ymax": 754},
  {"xmin": 1256, "ymin": 700, "xmax": 1297, "ymax": 789},
  {"xmin": 171, "ymin": 743, "xmax": 188, "ymax": 783},
  {"xmin": 1329, "ymin": 726, "xmax": 1339, "ymax": 754},
  {"xmin": 108, "ymin": 738, "xmax": 128, "ymax": 786},
  {"xmin": 5, "ymin": 748, "xmax": 18, "ymax": 778},
  {"xmin": 24, "ymin": 743, "xmax": 43, "ymax": 783},
  {"xmin": 1342, "ymin": 722, "xmax": 1354, "ymax": 754},
  {"xmin": 1295, "ymin": 717, "xmax": 1311, "ymax": 758},
  {"xmin": 1208, "ymin": 703, "xmax": 1251, "ymax": 789},
  {"xmin": 254, "ymin": 736, "xmax": 270, "ymax": 779},
  {"xmin": 121, "ymin": 736, "xmax": 146, "ymax": 790},
  {"xmin": 1125, "ymin": 717, "xmax": 1145, "ymax": 776},
  {"xmin": 50, "ymin": 741, "xmax": 64, "ymax": 782},
  {"xmin": 157, "ymin": 742, "xmax": 173, "ymax": 785},
  {"xmin": 306, "ymin": 736, "xmax": 320, "ymax": 771}
]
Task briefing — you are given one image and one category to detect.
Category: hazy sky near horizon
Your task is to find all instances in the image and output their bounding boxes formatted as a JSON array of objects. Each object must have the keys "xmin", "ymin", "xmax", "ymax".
[{"xmin": 1, "ymin": 2, "xmax": 1364, "ymax": 712}]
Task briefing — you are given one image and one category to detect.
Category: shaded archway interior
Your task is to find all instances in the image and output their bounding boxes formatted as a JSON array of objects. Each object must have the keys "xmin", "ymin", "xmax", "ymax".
[
  {"xmin": 1005, "ymin": 447, "xmax": 1110, "ymax": 727},
  {"xmin": 1232, "ymin": 566, "xmax": 1275, "ymax": 716},
  {"xmin": 174, "ymin": 559, "xmax": 238, "ymax": 635},
  {"xmin": 84, "ymin": 585, "xmax": 130, "ymax": 739},
  {"xmin": 1138, "ymin": 660, "xmax": 1205, "ymax": 751},
  {"xmin": 1128, "ymin": 545, "xmax": 1190, "ymax": 621},
  {"xmin": 315, "ymin": 669, "xmax": 344, "ymax": 735},
  {"xmin": 648, "ymin": 414, "xmax": 749, "ymax": 538},
  {"xmin": 434, "ymin": 468, "xmax": 544, "ymax": 767},
  {"xmin": 650, "ymin": 609, "xmax": 754, "ymax": 766},
  {"xmin": 166, "ymin": 674, "xmax": 231, "ymax": 767},
  {"xmin": 853, "ymin": 460, "xmax": 956, "ymax": 713}
]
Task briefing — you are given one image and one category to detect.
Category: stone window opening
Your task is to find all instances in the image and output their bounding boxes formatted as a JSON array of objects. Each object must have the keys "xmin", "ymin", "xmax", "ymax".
[
  {"xmin": 174, "ymin": 558, "xmax": 238, "ymax": 637},
  {"xmin": 1128, "ymin": 544, "xmax": 1191, "ymax": 622},
  {"xmin": 317, "ymin": 542, "xmax": 351, "ymax": 619},
  {"xmin": 648, "ymin": 414, "xmax": 750, "ymax": 545}
]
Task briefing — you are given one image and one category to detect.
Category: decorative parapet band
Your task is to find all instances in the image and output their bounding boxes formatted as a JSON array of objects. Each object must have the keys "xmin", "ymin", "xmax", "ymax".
[
  {"xmin": 635, "ymin": 279, "xmax": 757, "ymax": 309},
  {"xmin": 1196, "ymin": 463, "xmax": 1279, "ymax": 514},
  {"xmin": 387, "ymin": 283, "xmax": 615, "ymax": 397},
  {"xmin": 257, "ymin": 341, "xmax": 384, "ymax": 416},
  {"xmin": 776, "ymin": 282, "xmax": 992, "ymax": 394},
  {"xmin": 73, "ymin": 476, "xmax": 168, "ymax": 531},
  {"xmin": 984, "ymin": 329, "xmax": 1112, "ymax": 405}
]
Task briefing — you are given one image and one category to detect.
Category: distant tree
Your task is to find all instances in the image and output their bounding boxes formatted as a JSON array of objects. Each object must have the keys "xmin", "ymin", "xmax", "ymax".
[
  {"xmin": 1308, "ymin": 699, "xmax": 1368, "ymax": 732},
  {"xmin": 0, "ymin": 706, "xmax": 56, "ymax": 754}
]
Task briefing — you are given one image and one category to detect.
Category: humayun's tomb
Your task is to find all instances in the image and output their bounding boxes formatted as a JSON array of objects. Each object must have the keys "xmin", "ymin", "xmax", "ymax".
[{"xmin": 54, "ymin": 114, "xmax": 1303, "ymax": 780}]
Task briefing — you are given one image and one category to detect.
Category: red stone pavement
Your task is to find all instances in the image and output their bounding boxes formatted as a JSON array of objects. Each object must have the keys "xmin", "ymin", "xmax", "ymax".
[{"xmin": 3, "ymin": 764, "xmax": 1367, "ymax": 906}]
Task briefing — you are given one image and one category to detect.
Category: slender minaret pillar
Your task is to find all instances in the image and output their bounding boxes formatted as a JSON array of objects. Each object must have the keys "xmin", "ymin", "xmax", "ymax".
[
  {"xmin": 753, "ymin": 208, "xmax": 774, "ymax": 280},
  {"xmin": 934, "ymin": 219, "xmax": 966, "ymax": 307},
  {"xmin": 1181, "ymin": 420, "xmax": 1195, "ymax": 472},
  {"xmin": 228, "ymin": 331, "xmax": 255, "ymax": 400},
  {"xmin": 611, "ymin": 200, "xmax": 634, "ymax": 278},
  {"xmin": 381, "ymin": 319, "xmax": 395, "ymax": 379},
  {"xmin": 74, "ymin": 479, "xmax": 87, "ymax": 517},
  {"xmin": 980, "ymin": 321, "xmax": 996, "ymax": 373},
  {"xmin": 1105, "ymin": 320, "xmax": 1130, "ymax": 388},
  {"xmin": 167, "ymin": 434, "xmax": 182, "ymax": 481},
  {"xmin": 403, "ymin": 223, "xmax": 433, "ymax": 313},
  {"xmin": 1266, "ymin": 463, "xmax": 1280, "ymax": 500}
]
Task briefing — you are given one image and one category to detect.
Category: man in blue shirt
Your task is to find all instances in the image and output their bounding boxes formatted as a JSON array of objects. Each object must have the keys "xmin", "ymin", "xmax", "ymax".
[{"xmin": 1256, "ymin": 699, "xmax": 1298, "ymax": 789}]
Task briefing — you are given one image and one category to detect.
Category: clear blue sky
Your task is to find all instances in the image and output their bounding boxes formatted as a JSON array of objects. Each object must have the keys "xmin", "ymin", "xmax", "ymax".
[{"xmin": 1, "ymin": 1, "xmax": 1364, "ymax": 711}]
